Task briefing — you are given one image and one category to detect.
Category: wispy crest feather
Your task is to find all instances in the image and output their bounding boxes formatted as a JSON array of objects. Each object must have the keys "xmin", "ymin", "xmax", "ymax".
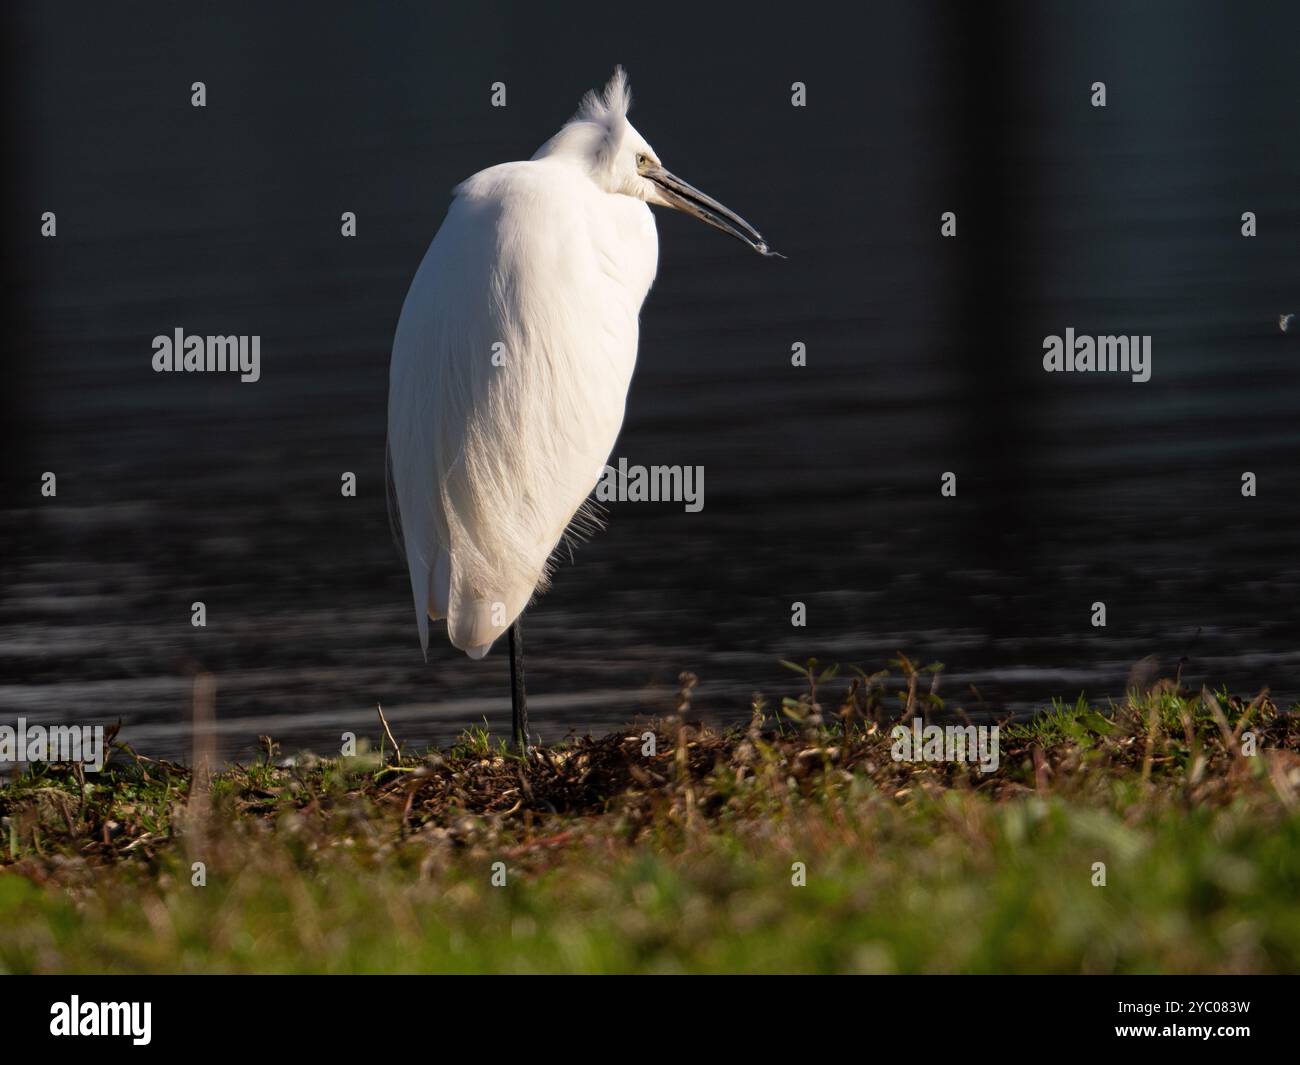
[
  {"xmin": 533, "ymin": 67, "xmax": 631, "ymax": 174},
  {"xmin": 576, "ymin": 66, "xmax": 631, "ymax": 127}
]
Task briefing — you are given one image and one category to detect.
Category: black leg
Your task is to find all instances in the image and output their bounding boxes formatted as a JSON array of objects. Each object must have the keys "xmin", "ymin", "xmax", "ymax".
[{"xmin": 508, "ymin": 619, "xmax": 528, "ymax": 754}]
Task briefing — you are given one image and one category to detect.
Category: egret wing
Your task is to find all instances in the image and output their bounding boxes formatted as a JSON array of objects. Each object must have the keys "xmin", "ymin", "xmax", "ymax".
[{"xmin": 388, "ymin": 161, "xmax": 652, "ymax": 657}]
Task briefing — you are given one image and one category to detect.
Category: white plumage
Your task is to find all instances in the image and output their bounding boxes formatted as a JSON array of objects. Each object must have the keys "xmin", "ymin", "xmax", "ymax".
[{"xmin": 388, "ymin": 68, "xmax": 774, "ymax": 659}]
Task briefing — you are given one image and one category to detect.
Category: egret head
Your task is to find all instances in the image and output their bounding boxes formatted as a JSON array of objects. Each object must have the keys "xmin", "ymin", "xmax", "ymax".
[{"xmin": 534, "ymin": 67, "xmax": 780, "ymax": 257}]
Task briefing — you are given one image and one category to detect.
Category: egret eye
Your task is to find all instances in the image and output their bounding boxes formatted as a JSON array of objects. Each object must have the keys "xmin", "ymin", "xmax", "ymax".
[{"xmin": 636, "ymin": 153, "xmax": 648, "ymax": 169}]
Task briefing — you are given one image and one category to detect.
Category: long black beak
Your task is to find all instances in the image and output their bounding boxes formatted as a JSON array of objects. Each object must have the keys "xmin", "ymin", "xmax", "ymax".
[{"xmin": 644, "ymin": 163, "xmax": 782, "ymax": 258}]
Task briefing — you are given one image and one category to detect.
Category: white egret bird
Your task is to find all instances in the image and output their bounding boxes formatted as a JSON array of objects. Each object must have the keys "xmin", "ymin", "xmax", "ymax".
[{"xmin": 388, "ymin": 68, "xmax": 777, "ymax": 748}]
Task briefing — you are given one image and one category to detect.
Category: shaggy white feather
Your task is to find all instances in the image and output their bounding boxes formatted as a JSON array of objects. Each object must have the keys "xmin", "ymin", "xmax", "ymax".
[{"xmin": 388, "ymin": 68, "xmax": 661, "ymax": 657}]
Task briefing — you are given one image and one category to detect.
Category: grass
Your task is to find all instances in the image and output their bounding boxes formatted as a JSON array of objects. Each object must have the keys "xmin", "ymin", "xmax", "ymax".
[{"xmin": 1, "ymin": 663, "xmax": 1298, "ymax": 973}]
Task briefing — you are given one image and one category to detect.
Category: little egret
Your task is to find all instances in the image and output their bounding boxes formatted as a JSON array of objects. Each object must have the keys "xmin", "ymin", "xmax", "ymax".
[{"xmin": 387, "ymin": 68, "xmax": 777, "ymax": 749}]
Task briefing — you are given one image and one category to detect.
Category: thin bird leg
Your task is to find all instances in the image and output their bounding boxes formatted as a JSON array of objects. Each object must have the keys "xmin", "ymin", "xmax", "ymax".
[{"xmin": 508, "ymin": 620, "xmax": 528, "ymax": 754}]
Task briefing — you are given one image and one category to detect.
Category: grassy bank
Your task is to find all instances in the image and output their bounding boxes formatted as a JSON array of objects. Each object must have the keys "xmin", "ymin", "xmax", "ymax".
[{"xmin": 2, "ymin": 663, "xmax": 1298, "ymax": 973}]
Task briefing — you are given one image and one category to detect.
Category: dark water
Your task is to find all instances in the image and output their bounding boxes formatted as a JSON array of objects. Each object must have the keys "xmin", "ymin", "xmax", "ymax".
[{"xmin": 3, "ymin": 2, "xmax": 1297, "ymax": 763}]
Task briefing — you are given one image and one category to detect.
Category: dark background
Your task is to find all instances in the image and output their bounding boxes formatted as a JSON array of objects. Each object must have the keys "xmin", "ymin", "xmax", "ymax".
[{"xmin": 3, "ymin": 1, "xmax": 1297, "ymax": 761}]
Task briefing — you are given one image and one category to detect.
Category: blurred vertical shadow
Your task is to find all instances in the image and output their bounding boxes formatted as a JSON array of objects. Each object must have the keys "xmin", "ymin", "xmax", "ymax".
[
  {"xmin": 932, "ymin": 1, "xmax": 1050, "ymax": 628},
  {"xmin": 1, "ymin": 7, "xmax": 32, "ymax": 494}
]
